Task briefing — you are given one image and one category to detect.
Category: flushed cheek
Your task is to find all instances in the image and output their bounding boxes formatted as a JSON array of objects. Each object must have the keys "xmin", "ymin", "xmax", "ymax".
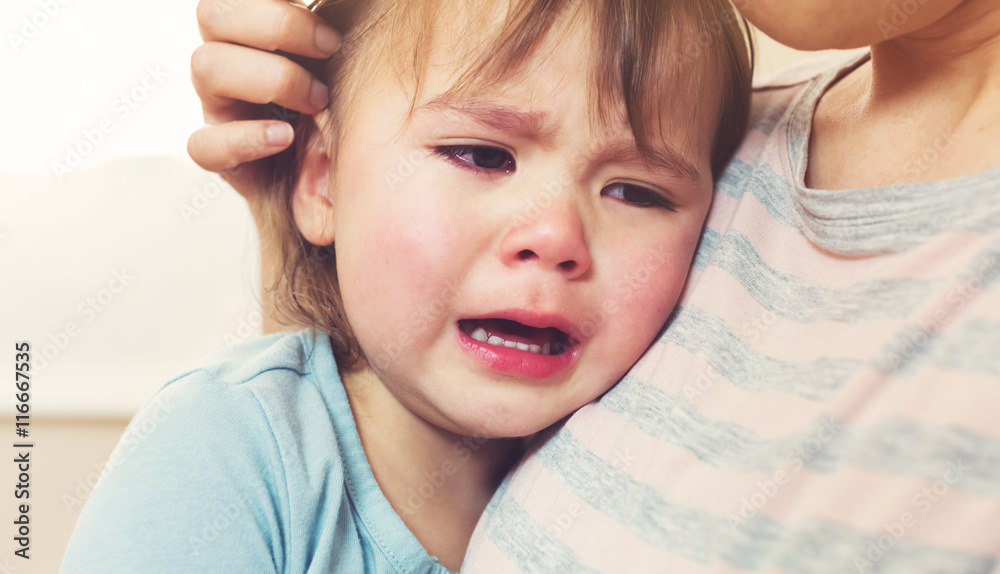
[
  {"xmin": 338, "ymin": 186, "xmax": 475, "ymax": 367},
  {"xmin": 583, "ymin": 246, "xmax": 690, "ymax": 373}
]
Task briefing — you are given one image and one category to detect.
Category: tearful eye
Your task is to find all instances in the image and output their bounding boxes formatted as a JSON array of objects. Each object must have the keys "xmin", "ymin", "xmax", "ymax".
[
  {"xmin": 435, "ymin": 145, "xmax": 516, "ymax": 173},
  {"xmin": 602, "ymin": 182, "xmax": 676, "ymax": 211}
]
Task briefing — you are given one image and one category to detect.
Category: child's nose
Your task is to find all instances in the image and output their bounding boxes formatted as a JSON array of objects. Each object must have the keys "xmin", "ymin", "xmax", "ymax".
[{"xmin": 498, "ymin": 199, "xmax": 591, "ymax": 280}]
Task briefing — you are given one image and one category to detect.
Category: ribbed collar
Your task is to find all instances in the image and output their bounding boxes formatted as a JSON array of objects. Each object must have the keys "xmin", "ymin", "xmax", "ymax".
[{"xmin": 784, "ymin": 52, "xmax": 1000, "ymax": 255}]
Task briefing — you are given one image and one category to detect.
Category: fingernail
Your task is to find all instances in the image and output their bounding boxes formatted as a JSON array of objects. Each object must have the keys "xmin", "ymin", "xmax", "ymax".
[
  {"xmin": 309, "ymin": 79, "xmax": 330, "ymax": 110},
  {"xmin": 315, "ymin": 24, "xmax": 341, "ymax": 55},
  {"xmin": 267, "ymin": 123, "xmax": 293, "ymax": 146}
]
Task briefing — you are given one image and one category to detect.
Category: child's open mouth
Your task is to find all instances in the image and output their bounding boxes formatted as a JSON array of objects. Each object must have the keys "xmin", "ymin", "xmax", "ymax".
[{"xmin": 457, "ymin": 318, "xmax": 574, "ymax": 356}]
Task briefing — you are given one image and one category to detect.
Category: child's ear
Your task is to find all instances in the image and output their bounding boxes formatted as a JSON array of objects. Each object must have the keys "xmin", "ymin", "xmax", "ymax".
[{"xmin": 292, "ymin": 113, "xmax": 336, "ymax": 246}]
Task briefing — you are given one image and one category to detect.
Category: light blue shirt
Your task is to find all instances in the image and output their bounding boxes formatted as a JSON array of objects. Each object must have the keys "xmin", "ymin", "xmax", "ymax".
[{"xmin": 61, "ymin": 329, "xmax": 455, "ymax": 574}]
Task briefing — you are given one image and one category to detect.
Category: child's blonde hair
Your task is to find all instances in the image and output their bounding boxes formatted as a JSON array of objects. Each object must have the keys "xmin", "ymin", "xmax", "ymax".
[{"xmin": 265, "ymin": 0, "xmax": 754, "ymax": 369}]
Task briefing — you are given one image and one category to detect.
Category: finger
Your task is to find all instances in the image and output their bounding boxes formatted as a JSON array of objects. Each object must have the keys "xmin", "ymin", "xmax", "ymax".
[
  {"xmin": 191, "ymin": 42, "xmax": 329, "ymax": 118},
  {"xmin": 197, "ymin": 0, "xmax": 340, "ymax": 59},
  {"xmin": 187, "ymin": 120, "xmax": 294, "ymax": 173}
]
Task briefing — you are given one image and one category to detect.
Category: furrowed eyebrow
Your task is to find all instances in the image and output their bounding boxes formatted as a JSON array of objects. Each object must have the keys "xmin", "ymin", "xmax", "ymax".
[
  {"xmin": 418, "ymin": 96, "xmax": 701, "ymax": 183},
  {"xmin": 418, "ymin": 97, "xmax": 560, "ymax": 142},
  {"xmin": 599, "ymin": 141, "xmax": 702, "ymax": 184}
]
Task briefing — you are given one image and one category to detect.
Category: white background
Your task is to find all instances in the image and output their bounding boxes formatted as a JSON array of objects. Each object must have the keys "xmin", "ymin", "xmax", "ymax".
[
  {"xmin": 1, "ymin": 0, "xmax": 263, "ymax": 417},
  {"xmin": 1, "ymin": 0, "xmax": 204, "ymax": 175}
]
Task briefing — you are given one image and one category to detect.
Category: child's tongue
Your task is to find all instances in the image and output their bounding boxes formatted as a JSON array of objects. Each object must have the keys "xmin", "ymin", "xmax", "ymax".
[{"xmin": 471, "ymin": 318, "xmax": 558, "ymax": 347}]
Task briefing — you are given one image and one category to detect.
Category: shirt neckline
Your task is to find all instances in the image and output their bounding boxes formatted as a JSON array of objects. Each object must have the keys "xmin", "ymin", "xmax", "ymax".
[
  {"xmin": 301, "ymin": 329, "xmax": 455, "ymax": 574},
  {"xmin": 784, "ymin": 51, "xmax": 1000, "ymax": 255}
]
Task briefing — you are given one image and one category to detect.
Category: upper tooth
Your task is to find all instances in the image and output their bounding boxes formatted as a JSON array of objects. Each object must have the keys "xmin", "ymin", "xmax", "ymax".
[{"xmin": 475, "ymin": 330, "xmax": 549, "ymax": 355}]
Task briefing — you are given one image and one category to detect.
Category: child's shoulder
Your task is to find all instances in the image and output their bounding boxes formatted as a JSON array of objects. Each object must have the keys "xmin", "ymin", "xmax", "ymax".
[
  {"xmin": 182, "ymin": 328, "xmax": 317, "ymax": 384},
  {"xmin": 139, "ymin": 327, "xmax": 342, "ymax": 448},
  {"xmin": 157, "ymin": 328, "xmax": 324, "ymax": 402},
  {"xmin": 63, "ymin": 329, "xmax": 353, "ymax": 571}
]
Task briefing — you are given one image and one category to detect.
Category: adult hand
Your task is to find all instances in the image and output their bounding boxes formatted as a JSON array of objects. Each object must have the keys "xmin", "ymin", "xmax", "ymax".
[{"xmin": 187, "ymin": 0, "xmax": 340, "ymax": 197}]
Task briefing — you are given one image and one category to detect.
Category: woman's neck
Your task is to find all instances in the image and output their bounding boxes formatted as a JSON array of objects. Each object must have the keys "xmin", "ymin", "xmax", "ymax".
[
  {"xmin": 806, "ymin": 0, "xmax": 1000, "ymax": 189},
  {"xmin": 341, "ymin": 365, "xmax": 523, "ymax": 572},
  {"xmin": 871, "ymin": 0, "xmax": 1000, "ymax": 100}
]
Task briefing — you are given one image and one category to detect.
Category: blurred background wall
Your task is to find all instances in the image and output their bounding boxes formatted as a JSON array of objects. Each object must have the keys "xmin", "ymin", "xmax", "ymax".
[{"xmin": 0, "ymin": 1, "xmax": 849, "ymax": 571}]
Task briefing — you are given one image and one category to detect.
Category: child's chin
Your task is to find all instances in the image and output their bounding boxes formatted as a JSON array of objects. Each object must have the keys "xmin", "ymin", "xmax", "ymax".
[{"xmin": 443, "ymin": 409, "xmax": 563, "ymax": 441}]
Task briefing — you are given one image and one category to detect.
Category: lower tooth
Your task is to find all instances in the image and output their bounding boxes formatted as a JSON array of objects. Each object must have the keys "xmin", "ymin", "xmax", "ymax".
[
  {"xmin": 487, "ymin": 335, "xmax": 505, "ymax": 346},
  {"xmin": 515, "ymin": 342, "xmax": 530, "ymax": 351},
  {"xmin": 471, "ymin": 327, "xmax": 489, "ymax": 342},
  {"xmin": 541, "ymin": 342, "xmax": 550, "ymax": 355},
  {"xmin": 529, "ymin": 344, "xmax": 541, "ymax": 354},
  {"xmin": 503, "ymin": 340, "xmax": 517, "ymax": 348}
]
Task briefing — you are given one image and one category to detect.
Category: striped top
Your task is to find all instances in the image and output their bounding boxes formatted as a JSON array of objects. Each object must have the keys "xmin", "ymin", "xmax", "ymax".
[{"xmin": 462, "ymin": 53, "xmax": 1000, "ymax": 574}]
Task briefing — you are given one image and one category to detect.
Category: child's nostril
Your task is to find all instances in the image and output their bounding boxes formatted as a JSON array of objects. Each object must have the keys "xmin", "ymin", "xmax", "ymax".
[
  {"xmin": 559, "ymin": 261, "xmax": 576, "ymax": 272},
  {"xmin": 517, "ymin": 249, "xmax": 535, "ymax": 261}
]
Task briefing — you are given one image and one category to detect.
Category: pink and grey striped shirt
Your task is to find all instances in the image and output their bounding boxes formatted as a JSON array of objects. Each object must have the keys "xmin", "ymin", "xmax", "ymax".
[{"xmin": 463, "ymin": 52, "xmax": 1000, "ymax": 574}]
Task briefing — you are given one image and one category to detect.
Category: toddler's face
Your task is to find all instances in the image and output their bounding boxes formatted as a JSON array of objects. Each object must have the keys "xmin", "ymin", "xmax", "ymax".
[{"xmin": 304, "ymin": 13, "xmax": 718, "ymax": 437}]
